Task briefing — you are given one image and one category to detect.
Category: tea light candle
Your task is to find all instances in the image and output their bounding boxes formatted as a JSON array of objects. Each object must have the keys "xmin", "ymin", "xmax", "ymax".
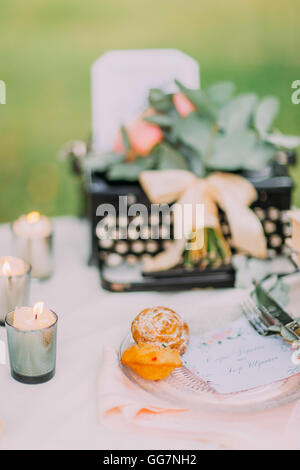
[
  {"xmin": 5, "ymin": 302, "xmax": 58, "ymax": 384},
  {"xmin": 12, "ymin": 211, "xmax": 53, "ymax": 280},
  {"xmin": 14, "ymin": 302, "xmax": 56, "ymax": 331},
  {"xmin": 0, "ymin": 256, "xmax": 31, "ymax": 326}
]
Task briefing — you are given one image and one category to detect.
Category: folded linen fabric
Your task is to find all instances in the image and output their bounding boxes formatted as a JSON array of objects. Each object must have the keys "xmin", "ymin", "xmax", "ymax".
[{"xmin": 98, "ymin": 345, "xmax": 300, "ymax": 450}]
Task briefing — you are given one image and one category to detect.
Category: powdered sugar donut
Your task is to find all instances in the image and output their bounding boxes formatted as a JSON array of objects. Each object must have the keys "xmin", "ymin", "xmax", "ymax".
[{"xmin": 131, "ymin": 306, "xmax": 189, "ymax": 355}]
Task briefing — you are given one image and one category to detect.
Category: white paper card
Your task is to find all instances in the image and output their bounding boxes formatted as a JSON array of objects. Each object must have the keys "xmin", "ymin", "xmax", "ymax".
[
  {"xmin": 91, "ymin": 49, "xmax": 200, "ymax": 152},
  {"xmin": 182, "ymin": 318, "xmax": 300, "ymax": 394}
]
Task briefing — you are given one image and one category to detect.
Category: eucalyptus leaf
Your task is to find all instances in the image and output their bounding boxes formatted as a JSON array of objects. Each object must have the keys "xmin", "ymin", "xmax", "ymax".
[
  {"xmin": 264, "ymin": 133, "xmax": 300, "ymax": 149},
  {"xmin": 174, "ymin": 114, "xmax": 214, "ymax": 156},
  {"xmin": 187, "ymin": 152, "xmax": 205, "ymax": 178},
  {"xmin": 120, "ymin": 126, "xmax": 131, "ymax": 153},
  {"xmin": 206, "ymin": 81, "xmax": 235, "ymax": 107},
  {"xmin": 164, "ymin": 128, "xmax": 178, "ymax": 146},
  {"xmin": 154, "ymin": 143, "xmax": 189, "ymax": 171},
  {"xmin": 175, "ymin": 80, "xmax": 217, "ymax": 122},
  {"xmin": 107, "ymin": 155, "xmax": 156, "ymax": 181},
  {"xmin": 208, "ymin": 130, "xmax": 257, "ymax": 170},
  {"xmin": 177, "ymin": 142, "xmax": 206, "ymax": 177},
  {"xmin": 83, "ymin": 152, "xmax": 124, "ymax": 174},
  {"xmin": 218, "ymin": 93, "xmax": 257, "ymax": 133},
  {"xmin": 149, "ymin": 88, "xmax": 173, "ymax": 113},
  {"xmin": 145, "ymin": 114, "xmax": 174, "ymax": 127},
  {"xmin": 254, "ymin": 96, "xmax": 279, "ymax": 135},
  {"xmin": 242, "ymin": 141, "xmax": 277, "ymax": 171}
]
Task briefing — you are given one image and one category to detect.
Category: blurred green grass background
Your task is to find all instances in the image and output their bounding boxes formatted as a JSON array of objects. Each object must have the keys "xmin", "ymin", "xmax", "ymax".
[{"xmin": 0, "ymin": 0, "xmax": 299, "ymax": 222}]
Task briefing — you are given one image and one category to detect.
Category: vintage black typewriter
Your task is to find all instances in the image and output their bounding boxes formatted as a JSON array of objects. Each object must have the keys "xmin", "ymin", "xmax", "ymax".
[
  {"xmin": 86, "ymin": 156, "xmax": 295, "ymax": 292},
  {"xmin": 70, "ymin": 49, "xmax": 297, "ymax": 292}
]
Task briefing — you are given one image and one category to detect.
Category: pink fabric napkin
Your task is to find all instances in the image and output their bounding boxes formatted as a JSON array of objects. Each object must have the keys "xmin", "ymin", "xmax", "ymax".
[{"xmin": 98, "ymin": 346, "xmax": 300, "ymax": 450}]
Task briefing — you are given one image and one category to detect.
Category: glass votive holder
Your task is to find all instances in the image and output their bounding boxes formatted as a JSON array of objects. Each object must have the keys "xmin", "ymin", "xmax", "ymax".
[
  {"xmin": 12, "ymin": 231, "xmax": 53, "ymax": 281},
  {"xmin": 11, "ymin": 213, "xmax": 54, "ymax": 280},
  {"xmin": 0, "ymin": 257, "xmax": 31, "ymax": 326},
  {"xmin": 5, "ymin": 310, "xmax": 58, "ymax": 384}
]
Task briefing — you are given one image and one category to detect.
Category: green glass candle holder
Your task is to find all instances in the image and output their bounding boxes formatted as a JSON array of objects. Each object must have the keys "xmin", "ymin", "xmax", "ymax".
[
  {"xmin": 5, "ymin": 310, "xmax": 58, "ymax": 384},
  {"xmin": 0, "ymin": 258, "xmax": 31, "ymax": 326}
]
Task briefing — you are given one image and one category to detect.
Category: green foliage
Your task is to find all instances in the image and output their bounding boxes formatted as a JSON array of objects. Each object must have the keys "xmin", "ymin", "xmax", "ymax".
[
  {"xmin": 85, "ymin": 143, "xmax": 190, "ymax": 181},
  {"xmin": 184, "ymin": 227, "xmax": 231, "ymax": 269},
  {"xmin": 254, "ymin": 96, "xmax": 279, "ymax": 135},
  {"xmin": 145, "ymin": 114, "xmax": 174, "ymax": 127},
  {"xmin": 265, "ymin": 134, "xmax": 300, "ymax": 149},
  {"xmin": 85, "ymin": 78, "xmax": 299, "ymax": 181},
  {"xmin": 107, "ymin": 154, "xmax": 157, "ymax": 181},
  {"xmin": 153, "ymin": 143, "xmax": 189, "ymax": 171},
  {"xmin": 173, "ymin": 114, "xmax": 213, "ymax": 157},
  {"xmin": 209, "ymin": 130, "xmax": 257, "ymax": 170},
  {"xmin": 206, "ymin": 81, "xmax": 235, "ymax": 107},
  {"xmin": 83, "ymin": 152, "xmax": 124, "ymax": 174},
  {"xmin": 175, "ymin": 80, "xmax": 218, "ymax": 122},
  {"xmin": 120, "ymin": 126, "xmax": 131, "ymax": 154},
  {"xmin": 243, "ymin": 141, "xmax": 277, "ymax": 171},
  {"xmin": 148, "ymin": 89, "xmax": 173, "ymax": 113},
  {"xmin": 218, "ymin": 93, "xmax": 257, "ymax": 133}
]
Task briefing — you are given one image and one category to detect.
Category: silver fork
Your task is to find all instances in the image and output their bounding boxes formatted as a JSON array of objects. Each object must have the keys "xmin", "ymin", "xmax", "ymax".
[{"xmin": 241, "ymin": 296, "xmax": 277, "ymax": 337}]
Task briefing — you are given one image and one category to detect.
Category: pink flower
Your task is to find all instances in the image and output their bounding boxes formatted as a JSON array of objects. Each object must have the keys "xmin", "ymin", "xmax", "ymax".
[
  {"xmin": 173, "ymin": 92, "xmax": 197, "ymax": 117},
  {"xmin": 114, "ymin": 110, "xmax": 163, "ymax": 160}
]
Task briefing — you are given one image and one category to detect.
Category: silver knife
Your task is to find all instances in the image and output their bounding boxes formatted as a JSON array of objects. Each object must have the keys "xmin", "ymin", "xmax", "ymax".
[{"xmin": 254, "ymin": 281, "xmax": 300, "ymax": 340}]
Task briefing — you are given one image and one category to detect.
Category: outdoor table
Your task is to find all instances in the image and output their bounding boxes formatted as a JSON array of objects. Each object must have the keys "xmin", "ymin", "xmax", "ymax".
[{"xmin": 0, "ymin": 216, "xmax": 287, "ymax": 450}]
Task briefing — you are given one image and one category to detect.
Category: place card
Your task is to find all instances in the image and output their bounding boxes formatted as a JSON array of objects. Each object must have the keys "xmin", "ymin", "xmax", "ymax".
[{"xmin": 182, "ymin": 318, "xmax": 300, "ymax": 394}]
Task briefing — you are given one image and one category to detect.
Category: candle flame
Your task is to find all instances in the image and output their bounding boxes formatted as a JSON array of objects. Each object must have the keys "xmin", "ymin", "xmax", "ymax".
[
  {"xmin": 26, "ymin": 211, "xmax": 41, "ymax": 224},
  {"xmin": 33, "ymin": 301, "xmax": 44, "ymax": 320},
  {"xmin": 2, "ymin": 261, "xmax": 12, "ymax": 276}
]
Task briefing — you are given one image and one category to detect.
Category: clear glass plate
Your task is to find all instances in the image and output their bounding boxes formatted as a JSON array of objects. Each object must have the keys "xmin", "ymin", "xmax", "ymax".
[
  {"xmin": 119, "ymin": 274, "xmax": 300, "ymax": 413},
  {"xmin": 119, "ymin": 334, "xmax": 300, "ymax": 413}
]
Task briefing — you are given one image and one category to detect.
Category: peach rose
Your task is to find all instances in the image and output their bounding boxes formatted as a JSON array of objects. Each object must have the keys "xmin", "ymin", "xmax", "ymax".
[
  {"xmin": 114, "ymin": 111, "xmax": 163, "ymax": 160},
  {"xmin": 173, "ymin": 92, "xmax": 197, "ymax": 117}
]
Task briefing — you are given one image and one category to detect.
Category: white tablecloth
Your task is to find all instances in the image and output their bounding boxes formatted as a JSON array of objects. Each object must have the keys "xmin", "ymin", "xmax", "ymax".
[{"xmin": 0, "ymin": 217, "xmax": 251, "ymax": 450}]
